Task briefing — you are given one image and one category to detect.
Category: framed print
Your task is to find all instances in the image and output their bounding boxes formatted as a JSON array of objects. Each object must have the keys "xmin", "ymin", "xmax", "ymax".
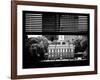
[{"xmin": 11, "ymin": 1, "xmax": 97, "ymax": 79}]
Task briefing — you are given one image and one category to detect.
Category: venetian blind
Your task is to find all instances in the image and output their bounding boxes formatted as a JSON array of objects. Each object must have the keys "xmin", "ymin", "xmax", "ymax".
[
  {"xmin": 60, "ymin": 15, "xmax": 88, "ymax": 32},
  {"xmin": 25, "ymin": 13, "xmax": 42, "ymax": 32},
  {"xmin": 25, "ymin": 13, "xmax": 88, "ymax": 33},
  {"xmin": 42, "ymin": 14, "xmax": 56, "ymax": 32}
]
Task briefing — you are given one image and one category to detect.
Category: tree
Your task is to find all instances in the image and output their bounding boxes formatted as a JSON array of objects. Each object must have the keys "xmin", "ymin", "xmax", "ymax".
[{"xmin": 26, "ymin": 36, "xmax": 49, "ymax": 62}]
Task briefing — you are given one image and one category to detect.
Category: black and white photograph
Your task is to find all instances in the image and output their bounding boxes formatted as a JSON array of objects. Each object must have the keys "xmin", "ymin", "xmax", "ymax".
[{"xmin": 23, "ymin": 11, "xmax": 89, "ymax": 68}]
